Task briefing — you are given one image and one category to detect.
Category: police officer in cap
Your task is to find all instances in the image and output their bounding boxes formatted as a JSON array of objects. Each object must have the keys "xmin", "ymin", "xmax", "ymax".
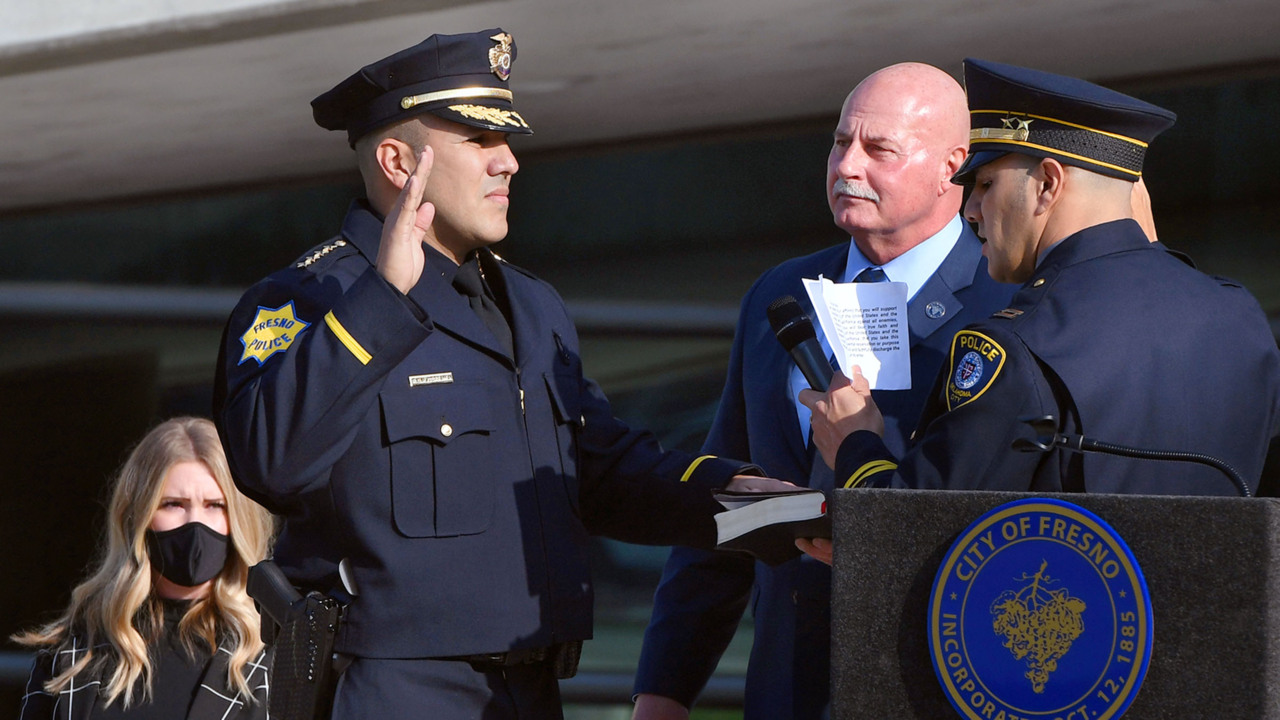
[
  {"xmin": 214, "ymin": 29, "xmax": 789, "ymax": 718},
  {"xmin": 797, "ymin": 59, "xmax": 1280, "ymax": 552}
]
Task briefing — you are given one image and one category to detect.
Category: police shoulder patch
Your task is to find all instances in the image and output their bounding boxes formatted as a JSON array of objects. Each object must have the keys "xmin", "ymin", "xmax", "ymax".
[
  {"xmin": 239, "ymin": 301, "xmax": 311, "ymax": 365},
  {"xmin": 929, "ymin": 499, "xmax": 1152, "ymax": 720},
  {"xmin": 946, "ymin": 330, "xmax": 1007, "ymax": 411}
]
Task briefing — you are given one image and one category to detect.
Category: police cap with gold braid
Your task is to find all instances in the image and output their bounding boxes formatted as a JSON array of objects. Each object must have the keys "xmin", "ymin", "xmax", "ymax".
[
  {"xmin": 952, "ymin": 58, "xmax": 1175, "ymax": 184},
  {"xmin": 311, "ymin": 28, "xmax": 533, "ymax": 146}
]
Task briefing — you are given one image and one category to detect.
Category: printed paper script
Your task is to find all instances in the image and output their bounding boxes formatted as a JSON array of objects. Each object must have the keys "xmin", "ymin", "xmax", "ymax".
[{"xmin": 803, "ymin": 276, "xmax": 911, "ymax": 390}]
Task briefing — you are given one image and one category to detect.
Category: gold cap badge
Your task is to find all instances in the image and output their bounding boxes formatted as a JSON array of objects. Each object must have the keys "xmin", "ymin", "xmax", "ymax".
[
  {"xmin": 970, "ymin": 115, "xmax": 1034, "ymax": 143},
  {"xmin": 1000, "ymin": 115, "xmax": 1033, "ymax": 141},
  {"xmin": 489, "ymin": 33, "xmax": 513, "ymax": 80}
]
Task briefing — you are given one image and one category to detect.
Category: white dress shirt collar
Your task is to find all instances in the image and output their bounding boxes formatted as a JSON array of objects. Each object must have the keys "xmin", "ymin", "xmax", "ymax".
[{"xmin": 792, "ymin": 214, "xmax": 966, "ymax": 439}]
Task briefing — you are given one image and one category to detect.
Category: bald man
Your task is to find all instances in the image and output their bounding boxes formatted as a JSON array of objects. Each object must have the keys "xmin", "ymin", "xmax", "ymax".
[
  {"xmin": 801, "ymin": 59, "xmax": 1280, "ymax": 510},
  {"xmin": 631, "ymin": 63, "xmax": 1016, "ymax": 720}
]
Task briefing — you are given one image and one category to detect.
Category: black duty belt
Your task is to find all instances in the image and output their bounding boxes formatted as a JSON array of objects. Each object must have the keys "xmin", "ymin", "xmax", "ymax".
[
  {"xmin": 450, "ymin": 646, "xmax": 550, "ymax": 668},
  {"xmin": 443, "ymin": 640, "xmax": 583, "ymax": 678}
]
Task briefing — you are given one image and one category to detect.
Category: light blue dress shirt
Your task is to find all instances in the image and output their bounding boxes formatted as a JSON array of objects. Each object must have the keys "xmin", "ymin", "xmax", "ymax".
[{"xmin": 790, "ymin": 214, "xmax": 965, "ymax": 435}]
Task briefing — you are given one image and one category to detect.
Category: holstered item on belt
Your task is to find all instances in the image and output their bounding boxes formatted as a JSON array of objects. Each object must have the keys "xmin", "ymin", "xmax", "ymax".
[
  {"xmin": 247, "ymin": 559, "xmax": 299, "ymax": 643},
  {"xmin": 248, "ymin": 561, "xmax": 345, "ymax": 720},
  {"xmin": 550, "ymin": 640, "xmax": 582, "ymax": 679}
]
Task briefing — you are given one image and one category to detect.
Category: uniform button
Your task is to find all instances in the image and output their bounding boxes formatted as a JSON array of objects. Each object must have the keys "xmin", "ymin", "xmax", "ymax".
[
  {"xmin": 1032, "ymin": 278, "xmax": 1046, "ymax": 288},
  {"xmin": 441, "ymin": 423, "xmax": 453, "ymax": 437}
]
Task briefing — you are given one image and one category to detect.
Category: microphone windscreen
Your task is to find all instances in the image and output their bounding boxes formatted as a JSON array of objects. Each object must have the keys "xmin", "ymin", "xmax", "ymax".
[{"xmin": 766, "ymin": 295, "xmax": 817, "ymax": 352}]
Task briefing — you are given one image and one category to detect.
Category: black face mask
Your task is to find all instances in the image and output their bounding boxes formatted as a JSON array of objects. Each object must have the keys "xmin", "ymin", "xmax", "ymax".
[{"xmin": 145, "ymin": 522, "xmax": 230, "ymax": 587}]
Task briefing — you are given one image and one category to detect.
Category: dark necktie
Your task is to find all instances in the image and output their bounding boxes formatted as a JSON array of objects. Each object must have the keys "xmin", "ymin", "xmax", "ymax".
[
  {"xmin": 820, "ymin": 265, "xmax": 888, "ymax": 373},
  {"xmin": 854, "ymin": 266, "xmax": 889, "ymax": 283},
  {"xmin": 452, "ymin": 258, "xmax": 513, "ymax": 357}
]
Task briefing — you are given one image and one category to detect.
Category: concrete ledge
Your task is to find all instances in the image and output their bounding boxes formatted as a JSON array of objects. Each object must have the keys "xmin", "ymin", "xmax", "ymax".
[{"xmin": 0, "ymin": 0, "xmax": 479, "ymax": 76}]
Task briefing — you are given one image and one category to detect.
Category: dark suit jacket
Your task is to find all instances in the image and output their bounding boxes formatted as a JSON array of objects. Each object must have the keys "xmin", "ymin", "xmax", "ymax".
[
  {"xmin": 635, "ymin": 225, "xmax": 1016, "ymax": 719},
  {"xmin": 18, "ymin": 639, "xmax": 270, "ymax": 720}
]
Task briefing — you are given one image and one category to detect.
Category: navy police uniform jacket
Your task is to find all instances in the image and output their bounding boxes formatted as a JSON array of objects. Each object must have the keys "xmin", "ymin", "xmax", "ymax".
[
  {"xmin": 635, "ymin": 226, "xmax": 1015, "ymax": 718},
  {"xmin": 838, "ymin": 219, "xmax": 1280, "ymax": 496},
  {"xmin": 214, "ymin": 202, "xmax": 755, "ymax": 658}
]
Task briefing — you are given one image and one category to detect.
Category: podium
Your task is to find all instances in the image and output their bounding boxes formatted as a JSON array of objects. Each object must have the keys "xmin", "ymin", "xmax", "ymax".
[{"xmin": 831, "ymin": 488, "xmax": 1280, "ymax": 718}]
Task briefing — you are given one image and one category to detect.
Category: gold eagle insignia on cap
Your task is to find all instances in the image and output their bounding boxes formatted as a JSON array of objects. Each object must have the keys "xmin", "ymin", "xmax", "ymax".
[
  {"xmin": 972, "ymin": 115, "xmax": 1034, "ymax": 143},
  {"xmin": 1001, "ymin": 116, "xmax": 1033, "ymax": 141},
  {"xmin": 489, "ymin": 33, "xmax": 513, "ymax": 80}
]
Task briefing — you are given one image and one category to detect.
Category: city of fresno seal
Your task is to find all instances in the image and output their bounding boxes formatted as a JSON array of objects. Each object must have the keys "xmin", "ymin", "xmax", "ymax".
[{"xmin": 929, "ymin": 499, "xmax": 1152, "ymax": 720}]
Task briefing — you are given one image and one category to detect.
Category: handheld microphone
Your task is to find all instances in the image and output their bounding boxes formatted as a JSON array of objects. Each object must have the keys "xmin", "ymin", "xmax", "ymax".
[{"xmin": 767, "ymin": 295, "xmax": 834, "ymax": 391}]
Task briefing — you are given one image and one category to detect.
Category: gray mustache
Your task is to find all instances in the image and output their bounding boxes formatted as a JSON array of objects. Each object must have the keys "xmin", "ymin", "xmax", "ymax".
[{"xmin": 833, "ymin": 180, "xmax": 880, "ymax": 202}]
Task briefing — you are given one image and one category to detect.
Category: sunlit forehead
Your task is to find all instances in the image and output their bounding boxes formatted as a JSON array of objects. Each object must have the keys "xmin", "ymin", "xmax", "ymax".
[{"xmin": 835, "ymin": 110, "xmax": 921, "ymax": 156}]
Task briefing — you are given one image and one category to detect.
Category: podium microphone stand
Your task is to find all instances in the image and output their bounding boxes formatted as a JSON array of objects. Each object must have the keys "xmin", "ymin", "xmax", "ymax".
[{"xmin": 830, "ymin": 421, "xmax": 1278, "ymax": 718}]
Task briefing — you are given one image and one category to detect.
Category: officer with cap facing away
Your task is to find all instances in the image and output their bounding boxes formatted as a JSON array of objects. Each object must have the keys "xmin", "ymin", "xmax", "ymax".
[
  {"xmin": 798, "ymin": 59, "xmax": 1280, "ymax": 562},
  {"xmin": 214, "ymin": 29, "xmax": 788, "ymax": 718}
]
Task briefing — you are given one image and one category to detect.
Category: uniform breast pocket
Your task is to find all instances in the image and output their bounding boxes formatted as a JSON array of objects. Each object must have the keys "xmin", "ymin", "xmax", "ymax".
[
  {"xmin": 544, "ymin": 372, "xmax": 585, "ymax": 511},
  {"xmin": 381, "ymin": 384, "xmax": 495, "ymax": 538}
]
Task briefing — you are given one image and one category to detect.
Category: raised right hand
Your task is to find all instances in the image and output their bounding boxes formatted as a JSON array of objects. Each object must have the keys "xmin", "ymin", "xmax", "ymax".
[{"xmin": 376, "ymin": 147, "xmax": 436, "ymax": 294}]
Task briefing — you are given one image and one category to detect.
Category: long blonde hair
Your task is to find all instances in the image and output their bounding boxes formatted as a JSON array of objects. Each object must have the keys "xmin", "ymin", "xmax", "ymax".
[{"xmin": 13, "ymin": 417, "xmax": 274, "ymax": 707}]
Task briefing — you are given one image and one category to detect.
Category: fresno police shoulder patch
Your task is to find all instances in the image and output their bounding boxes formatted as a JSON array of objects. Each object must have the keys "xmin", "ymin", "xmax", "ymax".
[
  {"xmin": 929, "ymin": 499, "xmax": 1152, "ymax": 720},
  {"xmin": 239, "ymin": 301, "xmax": 310, "ymax": 365},
  {"xmin": 947, "ymin": 330, "xmax": 1007, "ymax": 411}
]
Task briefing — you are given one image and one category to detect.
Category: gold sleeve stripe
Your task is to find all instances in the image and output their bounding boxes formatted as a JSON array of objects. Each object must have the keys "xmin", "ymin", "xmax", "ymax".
[
  {"xmin": 324, "ymin": 311, "xmax": 371, "ymax": 365},
  {"xmin": 680, "ymin": 455, "xmax": 716, "ymax": 483},
  {"xmin": 844, "ymin": 460, "xmax": 898, "ymax": 489}
]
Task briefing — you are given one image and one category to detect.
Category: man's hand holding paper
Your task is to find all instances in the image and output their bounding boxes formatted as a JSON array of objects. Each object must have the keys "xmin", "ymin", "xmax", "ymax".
[
  {"xmin": 802, "ymin": 276, "xmax": 911, "ymax": 389},
  {"xmin": 796, "ymin": 274, "xmax": 908, "ymax": 469}
]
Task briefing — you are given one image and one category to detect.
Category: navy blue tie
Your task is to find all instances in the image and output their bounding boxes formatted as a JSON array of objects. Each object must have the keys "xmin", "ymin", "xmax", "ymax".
[
  {"xmin": 832, "ymin": 266, "xmax": 887, "ymax": 375},
  {"xmin": 854, "ymin": 266, "xmax": 888, "ymax": 283},
  {"xmin": 453, "ymin": 259, "xmax": 513, "ymax": 357}
]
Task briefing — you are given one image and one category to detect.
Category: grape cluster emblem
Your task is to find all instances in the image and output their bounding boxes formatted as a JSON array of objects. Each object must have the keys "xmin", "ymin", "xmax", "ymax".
[
  {"xmin": 990, "ymin": 560, "xmax": 1086, "ymax": 693},
  {"xmin": 929, "ymin": 499, "xmax": 1153, "ymax": 720}
]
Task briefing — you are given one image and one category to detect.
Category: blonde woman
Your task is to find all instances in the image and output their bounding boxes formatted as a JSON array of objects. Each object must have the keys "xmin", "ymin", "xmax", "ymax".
[{"xmin": 14, "ymin": 417, "xmax": 275, "ymax": 720}]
